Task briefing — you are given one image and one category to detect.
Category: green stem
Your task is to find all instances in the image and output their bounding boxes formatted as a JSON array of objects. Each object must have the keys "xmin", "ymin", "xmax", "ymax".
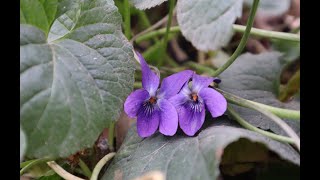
[
  {"xmin": 78, "ymin": 158, "xmax": 92, "ymax": 178},
  {"xmin": 162, "ymin": 0, "xmax": 175, "ymax": 51},
  {"xmin": 233, "ymin": 24, "xmax": 300, "ymax": 43},
  {"xmin": 185, "ymin": 61, "xmax": 216, "ymax": 76},
  {"xmin": 217, "ymin": 88, "xmax": 300, "ymax": 150},
  {"xmin": 137, "ymin": 11, "xmax": 151, "ymax": 28},
  {"xmin": 20, "ymin": 157, "xmax": 55, "ymax": 175},
  {"xmin": 134, "ymin": 82, "xmax": 142, "ymax": 89},
  {"xmin": 130, "ymin": 14, "xmax": 169, "ymax": 43},
  {"xmin": 137, "ymin": 11, "xmax": 159, "ymax": 43},
  {"xmin": 160, "ymin": 66, "xmax": 184, "ymax": 74},
  {"xmin": 135, "ymin": 24, "xmax": 299, "ymax": 44},
  {"xmin": 227, "ymin": 106, "xmax": 295, "ymax": 144},
  {"xmin": 250, "ymin": 100, "xmax": 300, "ymax": 119},
  {"xmin": 108, "ymin": 122, "xmax": 115, "ymax": 152},
  {"xmin": 90, "ymin": 153, "xmax": 116, "ymax": 180},
  {"xmin": 123, "ymin": 0, "xmax": 131, "ymax": 39},
  {"xmin": 216, "ymin": 88, "xmax": 300, "ymax": 120},
  {"xmin": 136, "ymin": 26, "xmax": 180, "ymax": 43},
  {"xmin": 212, "ymin": 0, "xmax": 259, "ymax": 76}
]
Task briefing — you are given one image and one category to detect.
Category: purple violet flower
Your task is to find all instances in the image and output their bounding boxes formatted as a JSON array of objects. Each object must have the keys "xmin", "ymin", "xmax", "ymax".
[
  {"xmin": 169, "ymin": 74, "xmax": 227, "ymax": 136},
  {"xmin": 124, "ymin": 52, "xmax": 193, "ymax": 137}
]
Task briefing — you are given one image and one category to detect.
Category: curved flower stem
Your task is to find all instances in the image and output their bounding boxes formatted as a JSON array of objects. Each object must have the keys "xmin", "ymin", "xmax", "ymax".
[
  {"xmin": 212, "ymin": 0, "xmax": 259, "ymax": 76},
  {"xmin": 217, "ymin": 89, "xmax": 300, "ymax": 150},
  {"xmin": 227, "ymin": 106, "xmax": 295, "ymax": 144},
  {"xmin": 233, "ymin": 24, "xmax": 300, "ymax": 43},
  {"xmin": 163, "ymin": 0, "xmax": 176, "ymax": 51},
  {"xmin": 47, "ymin": 161, "xmax": 85, "ymax": 180},
  {"xmin": 216, "ymin": 88, "xmax": 300, "ymax": 120},
  {"xmin": 249, "ymin": 100, "xmax": 300, "ymax": 120},
  {"xmin": 20, "ymin": 157, "xmax": 55, "ymax": 175},
  {"xmin": 124, "ymin": 0, "xmax": 131, "ymax": 39},
  {"xmin": 79, "ymin": 158, "xmax": 92, "ymax": 178},
  {"xmin": 90, "ymin": 152, "xmax": 116, "ymax": 180}
]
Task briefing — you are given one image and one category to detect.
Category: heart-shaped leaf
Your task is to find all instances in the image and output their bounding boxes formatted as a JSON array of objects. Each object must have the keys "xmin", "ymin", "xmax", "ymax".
[
  {"xmin": 102, "ymin": 117, "xmax": 299, "ymax": 180},
  {"xmin": 177, "ymin": 0, "xmax": 243, "ymax": 51},
  {"xmin": 219, "ymin": 52, "xmax": 300, "ymax": 136},
  {"xmin": 129, "ymin": 0, "xmax": 168, "ymax": 10},
  {"xmin": 20, "ymin": 0, "xmax": 135, "ymax": 158}
]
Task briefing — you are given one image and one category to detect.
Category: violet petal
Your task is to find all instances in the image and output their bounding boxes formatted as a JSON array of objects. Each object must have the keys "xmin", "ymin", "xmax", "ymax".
[
  {"xmin": 158, "ymin": 70, "xmax": 193, "ymax": 99},
  {"xmin": 158, "ymin": 99, "xmax": 178, "ymax": 136},
  {"xmin": 136, "ymin": 52, "xmax": 160, "ymax": 96},
  {"xmin": 137, "ymin": 108, "xmax": 160, "ymax": 138},
  {"xmin": 199, "ymin": 87, "xmax": 227, "ymax": 117},
  {"xmin": 124, "ymin": 89, "xmax": 150, "ymax": 118},
  {"xmin": 169, "ymin": 93, "xmax": 188, "ymax": 108},
  {"xmin": 191, "ymin": 74, "xmax": 214, "ymax": 92},
  {"xmin": 178, "ymin": 104, "xmax": 206, "ymax": 136}
]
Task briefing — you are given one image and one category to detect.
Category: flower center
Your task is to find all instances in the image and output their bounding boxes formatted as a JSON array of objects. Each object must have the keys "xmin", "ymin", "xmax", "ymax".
[
  {"xmin": 142, "ymin": 96, "xmax": 157, "ymax": 116},
  {"xmin": 191, "ymin": 93, "xmax": 198, "ymax": 102},
  {"xmin": 186, "ymin": 93, "xmax": 203, "ymax": 113},
  {"xmin": 149, "ymin": 96, "xmax": 157, "ymax": 104}
]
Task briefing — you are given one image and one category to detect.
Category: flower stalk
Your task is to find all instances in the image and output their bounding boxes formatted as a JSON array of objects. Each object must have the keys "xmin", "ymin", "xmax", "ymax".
[
  {"xmin": 212, "ymin": 0, "xmax": 260, "ymax": 76},
  {"xmin": 124, "ymin": 0, "xmax": 131, "ymax": 39},
  {"xmin": 217, "ymin": 88, "xmax": 300, "ymax": 150},
  {"xmin": 90, "ymin": 153, "xmax": 116, "ymax": 180},
  {"xmin": 163, "ymin": 0, "xmax": 176, "ymax": 51},
  {"xmin": 216, "ymin": 88, "xmax": 300, "ymax": 120},
  {"xmin": 47, "ymin": 161, "xmax": 85, "ymax": 180},
  {"xmin": 227, "ymin": 105, "xmax": 295, "ymax": 144},
  {"xmin": 233, "ymin": 24, "xmax": 300, "ymax": 42}
]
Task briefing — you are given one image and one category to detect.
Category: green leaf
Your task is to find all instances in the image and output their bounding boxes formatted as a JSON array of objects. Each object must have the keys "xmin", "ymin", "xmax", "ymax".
[
  {"xmin": 56, "ymin": 0, "xmax": 81, "ymax": 18},
  {"xmin": 129, "ymin": 0, "xmax": 168, "ymax": 10},
  {"xmin": 20, "ymin": 0, "xmax": 135, "ymax": 158},
  {"xmin": 20, "ymin": 0, "xmax": 60, "ymax": 34},
  {"xmin": 20, "ymin": 8, "xmax": 27, "ymax": 23},
  {"xmin": 244, "ymin": 0, "xmax": 291, "ymax": 17},
  {"xmin": 101, "ymin": 117, "xmax": 299, "ymax": 180},
  {"xmin": 177, "ymin": 0, "xmax": 243, "ymax": 51},
  {"xmin": 20, "ymin": 127, "xmax": 27, "ymax": 162},
  {"xmin": 219, "ymin": 52, "xmax": 300, "ymax": 136},
  {"xmin": 39, "ymin": 0, "xmax": 59, "ymax": 27},
  {"xmin": 47, "ymin": 6, "xmax": 81, "ymax": 42}
]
